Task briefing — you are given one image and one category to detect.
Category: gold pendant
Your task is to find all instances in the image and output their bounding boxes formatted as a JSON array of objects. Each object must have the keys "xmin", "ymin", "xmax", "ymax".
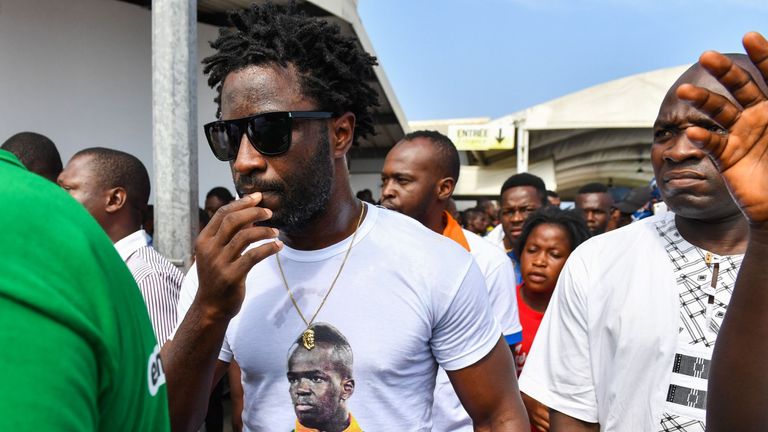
[{"xmin": 302, "ymin": 328, "xmax": 315, "ymax": 350}]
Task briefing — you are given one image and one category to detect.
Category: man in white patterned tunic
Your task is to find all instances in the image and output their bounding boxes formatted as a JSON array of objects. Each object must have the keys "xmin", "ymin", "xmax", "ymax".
[{"xmin": 519, "ymin": 54, "xmax": 768, "ymax": 431}]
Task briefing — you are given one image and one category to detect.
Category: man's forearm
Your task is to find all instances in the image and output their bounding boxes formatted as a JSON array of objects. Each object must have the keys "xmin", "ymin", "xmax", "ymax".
[
  {"xmin": 473, "ymin": 411, "xmax": 530, "ymax": 432},
  {"xmin": 708, "ymin": 225, "xmax": 768, "ymax": 430},
  {"xmin": 161, "ymin": 303, "xmax": 230, "ymax": 432}
]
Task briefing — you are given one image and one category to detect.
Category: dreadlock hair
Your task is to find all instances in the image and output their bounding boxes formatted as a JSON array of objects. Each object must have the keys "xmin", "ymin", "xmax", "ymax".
[
  {"xmin": 1, "ymin": 132, "xmax": 62, "ymax": 182},
  {"xmin": 514, "ymin": 206, "xmax": 591, "ymax": 259},
  {"xmin": 72, "ymin": 147, "xmax": 151, "ymax": 222},
  {"xmin": 202, "ymin": 2, "xmax": 380, "ymax": 144},
  {"xmin": 401, "ymin": 130, "xmax": 460, "ymax": 181}
]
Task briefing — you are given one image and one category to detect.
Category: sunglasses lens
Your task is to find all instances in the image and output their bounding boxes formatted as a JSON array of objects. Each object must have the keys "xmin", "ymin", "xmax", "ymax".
[
  {"xmin": 247, "ymin": 115, "xmax": 291, "ymax": 155},
  {"xmin": 206, "ymin": 122, "xmax": 241, "ymax": 161}
]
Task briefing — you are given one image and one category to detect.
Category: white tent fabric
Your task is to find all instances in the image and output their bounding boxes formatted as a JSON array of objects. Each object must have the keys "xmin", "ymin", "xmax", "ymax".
[
  {"xmin": 488, "ymin": 64, "xmax": 691, "ymax": 196},
  {"xmin": 496, "ymin": 65, "xmax": 690, "ymax": 130}
]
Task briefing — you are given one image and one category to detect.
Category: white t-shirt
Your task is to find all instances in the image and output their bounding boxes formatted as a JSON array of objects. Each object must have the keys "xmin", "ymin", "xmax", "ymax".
[
  {"xmin": 485, "ymin": 224, "xmax": 506, "ymax": 251},
  {"xmin": 432, "ymin": 228, "xmax": 522, "ymax": 432},
  {"xmin": 175, "ymin": 203, "xmax": 501, "ymax": 431},
  {"xmin": 519, "ymin": 212, "xmax": 742, "ymax": 431}
]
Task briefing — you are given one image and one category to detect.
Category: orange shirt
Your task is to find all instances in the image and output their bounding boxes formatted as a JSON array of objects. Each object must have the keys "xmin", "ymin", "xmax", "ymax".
[
  {"xmin": 293, "ymin": 414, "xmax": 362, "ymax": 432},
  {"xmin": 441, "ymin": 211, "xmax": 470, "ymax": 251}
]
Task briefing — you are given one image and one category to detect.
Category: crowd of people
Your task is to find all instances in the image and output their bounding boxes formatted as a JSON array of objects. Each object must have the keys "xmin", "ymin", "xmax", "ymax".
[{"xmin": 2, "ymin": 2, "xmax": 768, "ymax": 432}]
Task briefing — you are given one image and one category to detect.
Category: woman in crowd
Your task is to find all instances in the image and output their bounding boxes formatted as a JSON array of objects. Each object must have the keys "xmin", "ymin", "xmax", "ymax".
[{"xmin": 513, "ymin": 206, "xmax": 591, "ymax": 431}]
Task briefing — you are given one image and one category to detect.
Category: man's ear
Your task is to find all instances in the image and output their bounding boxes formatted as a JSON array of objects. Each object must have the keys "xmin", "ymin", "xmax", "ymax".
[
  {"xmin": 340, "ymin": 378, "xmax": 355, "ymax": 400},
  {"xmin": 330, "ymin": 112, "xmax": 356, "ymax": 159},
  {"xmin": 437, "ymin": 177, "xmax": 456, "ymax": 201},
  {"xmin": 105, "ymin": 187, "xmax": 128, "ymax": 214}
]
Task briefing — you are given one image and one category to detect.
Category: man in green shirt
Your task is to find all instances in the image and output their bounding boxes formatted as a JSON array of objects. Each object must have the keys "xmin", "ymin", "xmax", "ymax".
[{"xmin": 0, "ymin": 149, "xmax": 169, "ymax": 431}]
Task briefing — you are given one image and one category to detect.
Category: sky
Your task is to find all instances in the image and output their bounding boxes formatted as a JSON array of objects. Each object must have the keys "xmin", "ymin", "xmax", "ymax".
[{"xmin": 357, "ymin": 0, "xmax": 768, "ymax": 121}]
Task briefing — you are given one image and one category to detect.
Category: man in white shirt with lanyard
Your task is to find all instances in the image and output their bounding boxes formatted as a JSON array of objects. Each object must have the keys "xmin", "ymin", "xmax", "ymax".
[
  {"xmin": 519, "ymin": 54, "xmax": 768, "ymax": 431},
  {"xmin": 162, "ymin": 4, "xmax": 529, "ymax": 431}
]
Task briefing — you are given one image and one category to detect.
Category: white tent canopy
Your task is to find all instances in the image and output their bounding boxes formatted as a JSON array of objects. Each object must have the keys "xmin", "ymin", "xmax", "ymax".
[
  {"xmin": 497, "ymin": 65, "xmax": 690, "ymax": 130},
  {"xmin": 466, "ymin": 64, "xmax": 692, "ymax": 197}
]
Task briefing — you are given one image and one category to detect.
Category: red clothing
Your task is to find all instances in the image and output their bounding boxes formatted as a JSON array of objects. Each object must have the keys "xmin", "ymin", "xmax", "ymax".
[{"xmin": 515, "ymin": 284, "xmax": 545, "ymax": 376}]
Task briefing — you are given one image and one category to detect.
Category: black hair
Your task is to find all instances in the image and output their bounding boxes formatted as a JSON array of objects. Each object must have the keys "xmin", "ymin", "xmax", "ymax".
[
  {"xmin": 355, "ymin": 188, "xmax": 375, "ymax": 204},
  {"xmin": 206, "ymin": 186, "xmax": 235, "ymax": 204},
  {"xmin": 202, "ymin": 2, "xmax": 379, "ymax": 144},
  {"xmin": 1, "ymin": 132, "xmax": 62, "ymax": 181},
  {"xmin": 577, "ymin": 182, "xmax": 609, "ymax": 194},
  {"xmin": 546, "ymin": 190, "xmax": 559, "ymax": 199},
  {"xmin": 401, "ymin": 130, "xmax": 460, "ymax": 181},
  {"xmin": 464, "ymin": 207, "xmax": 486, "ymax": 219},
  {"xmin": 514, "ymin": 206, "xmax": 591, "ymax": 259},
  {"xmin": 500, "ymin": 173, "xmax": 547, "ymax": 206},
  {"xmin": 72, "ymin": 147, "xmax": 151, "ymax": 215},
  {"xmin": 290, "ymin": 322, "xmax": 353, "ymax": 378},
  {"xmin": 199, "ymin": 207, "xmax": 211, "ymax": 230}
]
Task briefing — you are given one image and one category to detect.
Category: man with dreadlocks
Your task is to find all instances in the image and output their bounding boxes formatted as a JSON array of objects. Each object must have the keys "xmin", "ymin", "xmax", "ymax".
[{"xmin": 163, "ymin": 3, "xmax": 528, "ymax": 432}]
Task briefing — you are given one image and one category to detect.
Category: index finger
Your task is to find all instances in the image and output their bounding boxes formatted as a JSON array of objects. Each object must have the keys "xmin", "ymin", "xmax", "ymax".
[
  {"xmin": 677, "ymin": 82, "xmax": 742, "ymax": 129},
  {"xmin": 698, "ymin": 50, "xmax": 767, "ymax": 109},
  {"xmin": 204, "ymin": 192, "xmax": 266, "ymax": 236},
  {"xmin": 743, "ymin": 32, "xmax": 768, "ymax": 88}
]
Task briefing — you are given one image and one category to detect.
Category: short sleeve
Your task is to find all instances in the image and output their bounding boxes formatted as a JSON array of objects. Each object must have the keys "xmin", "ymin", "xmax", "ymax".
[
  {"xmin": 485, "ymin": 256, "xmax": 523, "ymax": 345},
  {"xmin": 169, "ymin": 264, "xmax": 199, "ymax": 340},
  {"xmin": 430, "ymin": 259, "xmax": 502, "ymax": 371},
  {"xmin": 518, "ymin": 251, "xmax": 598, "ymax": 423},
  {"xmin": 172, "ymin": 264, "xmax": 233, "ymax": 364},
  {"xmin": 218, "ymin": 334, "xmax": 233, "ymax": 363}
]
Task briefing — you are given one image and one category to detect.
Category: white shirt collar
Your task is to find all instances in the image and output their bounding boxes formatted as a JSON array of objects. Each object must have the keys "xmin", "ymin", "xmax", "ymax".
[{"xmin": 114, "ymin": 229, "xmax": 151, "ymax": 262}]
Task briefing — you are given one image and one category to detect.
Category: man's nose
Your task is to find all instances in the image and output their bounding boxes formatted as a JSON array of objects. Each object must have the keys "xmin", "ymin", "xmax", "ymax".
[
  {"xmin": 663, "ymin": 133, "xmax": 705, "ymax": 164},
  {"xmin": 233, "ymin": 133, "xmax": 268, "ymax": 174},
  {"xmin": 296, "ymin": 379, "xmax": 312, "ymax": 394},
  {"xmin": 380, "ymin": 180, "xmax": 395, "ymax": 200}
]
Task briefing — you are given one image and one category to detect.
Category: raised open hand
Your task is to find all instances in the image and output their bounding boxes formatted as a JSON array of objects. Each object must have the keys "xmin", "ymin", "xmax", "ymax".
[{"xmin": 676, "ymin": 32, "xmax": 768, "ymax": 225}]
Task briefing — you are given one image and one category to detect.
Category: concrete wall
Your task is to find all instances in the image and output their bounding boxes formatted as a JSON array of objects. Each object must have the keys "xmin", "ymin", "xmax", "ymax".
[{"xmin": 0, "ymin": 0, "xmax": 232, "ymax": 205}]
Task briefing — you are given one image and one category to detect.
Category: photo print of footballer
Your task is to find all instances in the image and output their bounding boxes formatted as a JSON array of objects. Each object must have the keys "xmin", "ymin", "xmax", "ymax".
[{"xmin": 287, "ymin": 323, "xmax": 362, "ymax": 432}]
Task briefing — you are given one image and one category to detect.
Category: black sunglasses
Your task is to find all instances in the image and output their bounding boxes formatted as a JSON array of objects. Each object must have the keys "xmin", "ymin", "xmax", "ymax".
[{"xmin": 203, "ymin": 111, "xmax": 334, "ymax": 161}]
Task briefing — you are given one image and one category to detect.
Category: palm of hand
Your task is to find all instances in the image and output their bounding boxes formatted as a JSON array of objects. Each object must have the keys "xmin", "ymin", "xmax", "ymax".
[{"xmin": 718, "ymin": 100, "xmax": 768, "ymax": 224}]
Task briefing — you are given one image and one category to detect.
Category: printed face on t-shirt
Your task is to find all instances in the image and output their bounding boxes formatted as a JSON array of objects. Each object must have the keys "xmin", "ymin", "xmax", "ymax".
[{"xmin": 286, "ymin": 325, "xmax": 356, "ymax": 431}]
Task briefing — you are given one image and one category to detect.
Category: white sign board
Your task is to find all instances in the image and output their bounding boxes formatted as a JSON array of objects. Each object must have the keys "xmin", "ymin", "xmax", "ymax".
[{"xmin": 448, "ymin": 125, "xmax": 515, "ymax": 151}]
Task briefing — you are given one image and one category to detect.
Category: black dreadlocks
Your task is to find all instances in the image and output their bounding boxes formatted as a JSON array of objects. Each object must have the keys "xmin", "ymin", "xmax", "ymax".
[{"xmin": 202, "ymin": 2, "xmax": 380, "ymax": 143}]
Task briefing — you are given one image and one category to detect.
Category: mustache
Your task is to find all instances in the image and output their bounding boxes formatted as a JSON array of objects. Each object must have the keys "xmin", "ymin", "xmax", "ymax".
[{"xmin": 235, "ymin": 175, "xmax": 285, "ymax": 196}]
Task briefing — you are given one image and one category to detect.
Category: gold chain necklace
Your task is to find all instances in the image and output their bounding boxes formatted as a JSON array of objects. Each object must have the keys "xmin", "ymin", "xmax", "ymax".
[{"xmin": 276, "ymin": 202, "xmax": 366, "ymax": 350}]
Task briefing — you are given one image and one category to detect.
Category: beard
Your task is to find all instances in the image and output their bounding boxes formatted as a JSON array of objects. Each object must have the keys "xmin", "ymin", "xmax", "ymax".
[{"xmin": 235, "ymin": 132, "xmax": 333, "ymax": 234}]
